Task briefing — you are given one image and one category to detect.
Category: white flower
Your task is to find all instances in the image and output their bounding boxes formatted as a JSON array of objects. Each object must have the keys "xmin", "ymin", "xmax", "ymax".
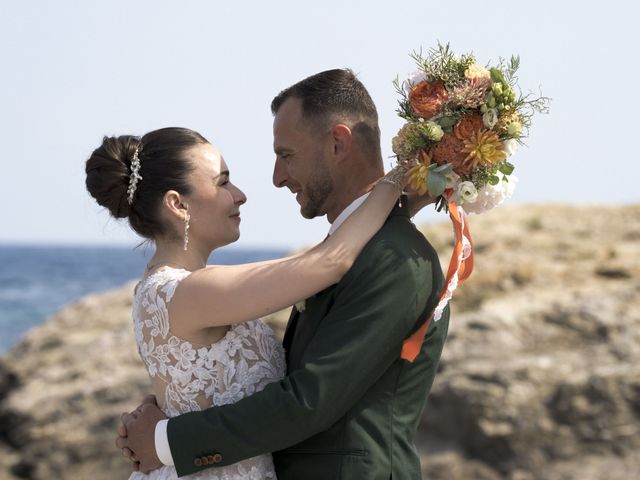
[
  {"xmin": 463, "ymin": 173, "xmax": 518, "ymax": 215},
  {"xmin": 404, "ymin": 70, "xmax": 427, "ymax": 93},
  {"xmin": 503, "ymin": 139, "xmax": 519, "ymax": 157},
  {"xmin": 445, "ymin": 171, "xmax": 461, "ymax": 189},
  {"xmin": 506, "ymin": 121, "xmax": 523, "ymax": 137},
  {"xmin": 465, "ymin": 64, "xmax": 491, "ymax": 80},
  {"xmin": 455, "ymin": 181, "xmax": 478, "ymax": 204},
  {"xmin": 425, "ymin": 121, "xmax": 444, "ymax": 141},
  {"xmin": 483, "ymin": 108, "xmax": 499, "ymax": 128}
]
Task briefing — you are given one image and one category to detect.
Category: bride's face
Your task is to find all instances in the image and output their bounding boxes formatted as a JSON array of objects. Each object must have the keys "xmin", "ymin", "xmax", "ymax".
[{"xmin": 183, "ymin": 144, "xmax": 246, "ymax": 249}]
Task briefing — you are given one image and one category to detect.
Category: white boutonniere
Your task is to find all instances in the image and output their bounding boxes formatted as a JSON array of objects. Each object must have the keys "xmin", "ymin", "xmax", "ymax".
[{"xmin": 294, "ymin": 299, "xmax": 306, "ymax": 312}]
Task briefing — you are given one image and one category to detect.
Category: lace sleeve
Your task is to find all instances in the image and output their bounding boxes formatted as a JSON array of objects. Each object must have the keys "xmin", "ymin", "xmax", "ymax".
[{"xmin": 133, "ymin": 269, "xmax": 191, "ymax": 378}]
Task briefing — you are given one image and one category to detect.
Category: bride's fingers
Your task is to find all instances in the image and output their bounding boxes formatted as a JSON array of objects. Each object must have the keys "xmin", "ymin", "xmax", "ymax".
[{"xmin": 117, "ymin": 422, "xmax": 127, "ymax": 437}]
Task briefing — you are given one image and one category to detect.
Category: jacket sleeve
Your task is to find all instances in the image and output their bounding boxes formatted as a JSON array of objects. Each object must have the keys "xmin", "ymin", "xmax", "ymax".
[{"xmin": 168, "ymin": 233, "xmax": 440, "ymax": 476}]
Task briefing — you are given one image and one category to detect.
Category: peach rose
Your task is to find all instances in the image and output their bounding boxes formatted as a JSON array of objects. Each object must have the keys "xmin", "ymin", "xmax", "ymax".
[{"xmin": 409, "ymin": 80, "xmax": 448, "ymax": 119}]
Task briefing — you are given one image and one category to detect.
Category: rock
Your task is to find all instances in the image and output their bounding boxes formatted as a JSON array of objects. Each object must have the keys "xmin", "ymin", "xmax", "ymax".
[
  {"xmin": 1, "ymin": 204, "xmax": 639, "ymax": 479},
  {"xmin": 417, "ymin": 204, "xmax": 640, "ymax": 478}
]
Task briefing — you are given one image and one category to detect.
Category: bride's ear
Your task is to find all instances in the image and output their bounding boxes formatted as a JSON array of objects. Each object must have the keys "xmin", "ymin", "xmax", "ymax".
[{"xmin": 163, "ymin": 190, "xmax": 189, "ymax": 221}]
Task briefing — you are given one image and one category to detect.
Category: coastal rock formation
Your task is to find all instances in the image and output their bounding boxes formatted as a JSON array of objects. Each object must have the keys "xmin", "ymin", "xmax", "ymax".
[
  {"xmin": 0, "ymin": 204, "xmax": 638, "ymax": 479},
  {"xmin": 418, "ymin": 204, "xmax": 640, "ymax": 479}
]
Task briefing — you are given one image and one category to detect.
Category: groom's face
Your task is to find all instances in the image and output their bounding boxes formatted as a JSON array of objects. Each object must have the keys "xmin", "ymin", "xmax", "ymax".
[{"xmin": 272, "ymin": 97, "xmax": 334, "ymax": 219}]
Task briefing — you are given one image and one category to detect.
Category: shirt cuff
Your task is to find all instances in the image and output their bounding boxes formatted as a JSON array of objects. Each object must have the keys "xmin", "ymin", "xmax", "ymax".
[{"xmin": 154, "ymin": 419, "xmax": 175, "ymax": 466}]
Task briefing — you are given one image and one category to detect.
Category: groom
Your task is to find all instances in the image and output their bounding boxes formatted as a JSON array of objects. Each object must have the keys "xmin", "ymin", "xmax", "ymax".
[{"xmin": 117, "ymin": 69, "xmax": 449, "ymax": 479}]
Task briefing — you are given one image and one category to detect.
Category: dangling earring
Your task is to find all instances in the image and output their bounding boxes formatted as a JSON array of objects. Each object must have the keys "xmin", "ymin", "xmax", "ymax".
[{"xmin": 183, "ymin": 212, "xmax": 190, "ymax": 251}]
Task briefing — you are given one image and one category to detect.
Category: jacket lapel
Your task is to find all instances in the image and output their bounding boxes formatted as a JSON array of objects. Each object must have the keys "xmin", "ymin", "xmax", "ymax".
[
  {"xmin": 281, "ymin": 196, "xmax": 408, "ymax": 366},
  {"xmin": 282, "ymin": 307, "xmax": 300, "ymax": 367}
]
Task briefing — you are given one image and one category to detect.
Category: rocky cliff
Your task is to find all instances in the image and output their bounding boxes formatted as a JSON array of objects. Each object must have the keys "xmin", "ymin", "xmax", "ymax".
[{"xmin": 1, "ymin": 204, "xmax": 638, "ymax": 479}]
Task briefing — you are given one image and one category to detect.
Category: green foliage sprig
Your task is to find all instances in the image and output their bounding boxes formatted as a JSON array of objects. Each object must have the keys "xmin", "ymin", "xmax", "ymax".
[{"xmin": 412, "ymin": 43, "xmax": 475, "ymax": 88}]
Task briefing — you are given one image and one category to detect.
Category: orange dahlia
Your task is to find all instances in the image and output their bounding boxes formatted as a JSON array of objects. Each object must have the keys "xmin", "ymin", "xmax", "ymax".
[
  {"xmin": 454, "ymin": 114, "xmax": 485, "ymax": 141},
  {"xmin": 461, "ymin": 130, "xmax": 507, "ymax": 171},
  {"xmin": 431, "ymin": 132, "xmax": 466, "ymax": 163},
  {"xmin": 409, "ymin": 80, "xmax": 448, "ymax": 118}
]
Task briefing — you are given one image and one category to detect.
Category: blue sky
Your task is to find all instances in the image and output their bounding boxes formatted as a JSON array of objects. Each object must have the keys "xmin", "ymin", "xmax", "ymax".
[{"xmin": 1, "ymin": 0, "xmax": 637, "ymax": 248}]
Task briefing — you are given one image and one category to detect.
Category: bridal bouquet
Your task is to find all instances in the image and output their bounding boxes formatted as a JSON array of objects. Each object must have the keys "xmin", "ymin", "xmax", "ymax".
[
  {"xmin": 396, "ymin": 44, "xmax": 549, "ymax": 362},
  {"xmin": 393, "ymin": 43, "xmax": 549, "ymax": 214}
]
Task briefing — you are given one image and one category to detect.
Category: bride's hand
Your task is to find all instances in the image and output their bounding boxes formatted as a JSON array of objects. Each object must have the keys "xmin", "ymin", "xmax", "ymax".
[{"xmin": 377, "ymin": 164, "xmax": 438, "ymax": 217}]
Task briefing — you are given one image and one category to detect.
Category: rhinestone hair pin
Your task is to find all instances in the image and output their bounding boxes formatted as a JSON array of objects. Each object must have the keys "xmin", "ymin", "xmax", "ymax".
[{"xmin": 126, "ymin": 146, "xmax": 143, "ymax": 205}]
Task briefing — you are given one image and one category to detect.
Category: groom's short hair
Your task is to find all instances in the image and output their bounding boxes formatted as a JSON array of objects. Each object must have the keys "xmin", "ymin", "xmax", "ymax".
[{"xmin": 271, "ymin": 69, "xmax": 381, "ymax": 159}]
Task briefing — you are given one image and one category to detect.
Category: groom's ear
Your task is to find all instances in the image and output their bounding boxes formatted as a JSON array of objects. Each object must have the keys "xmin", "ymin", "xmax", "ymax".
[{"xmin": 330, "ymin": 124, "xmax": 353, "ymax": 162}]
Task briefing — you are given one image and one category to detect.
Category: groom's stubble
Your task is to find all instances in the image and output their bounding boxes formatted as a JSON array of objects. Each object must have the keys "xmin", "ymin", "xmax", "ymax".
[{"xmin": 299, "ymin": 147, "xmax": 334, "ymax": 220}]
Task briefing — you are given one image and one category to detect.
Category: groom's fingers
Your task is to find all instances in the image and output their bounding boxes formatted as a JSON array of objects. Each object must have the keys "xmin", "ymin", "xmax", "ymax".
[
  {"xmin": 121, "ymin": 411, "xmax": 137, "ymax": 425},
  {"xmin": 123, "ymin": 448, "xmax": 138, "ymax": 462},
  {"xmin": 115, "ymin": 434, "xmax": 128, "ymax": 449},
  {"xmin": 121, "ymin": 447, "xmax": 134, "ymax": 459}
]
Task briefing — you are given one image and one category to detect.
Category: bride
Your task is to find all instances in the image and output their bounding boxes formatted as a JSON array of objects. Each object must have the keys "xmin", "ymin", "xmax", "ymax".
[{"xmin": 85, "ymin": 126, "xmax": 411, "ymax": 479}]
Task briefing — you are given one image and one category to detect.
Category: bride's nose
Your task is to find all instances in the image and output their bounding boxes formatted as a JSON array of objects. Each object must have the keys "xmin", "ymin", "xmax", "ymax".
[{"xmin": 232, "ymin": 184, "xmax": 247, "ymax": 205}]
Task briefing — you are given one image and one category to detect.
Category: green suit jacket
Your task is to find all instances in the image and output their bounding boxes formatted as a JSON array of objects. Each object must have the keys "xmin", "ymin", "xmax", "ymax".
[{"xmin": 167, "ymin": 199, "xmax": 449, "ymax": 479}]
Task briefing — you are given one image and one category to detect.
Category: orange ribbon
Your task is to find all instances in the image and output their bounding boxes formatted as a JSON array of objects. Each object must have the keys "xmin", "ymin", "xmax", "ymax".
[{"xmin": 401, "ymin": 200, "xmax": 474, "ymax": 362}]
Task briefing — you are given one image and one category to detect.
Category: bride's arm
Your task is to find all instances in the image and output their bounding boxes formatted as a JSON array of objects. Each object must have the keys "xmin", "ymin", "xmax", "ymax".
[{"xmin": 171, "ymin": 170, "xmax": 405, "ymax": 330}]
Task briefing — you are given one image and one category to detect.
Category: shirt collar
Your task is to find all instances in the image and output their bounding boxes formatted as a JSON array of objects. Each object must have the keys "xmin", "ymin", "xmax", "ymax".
[{"xmin": 328, "ymin": 192, "xmax": 370, "ymax": 236}]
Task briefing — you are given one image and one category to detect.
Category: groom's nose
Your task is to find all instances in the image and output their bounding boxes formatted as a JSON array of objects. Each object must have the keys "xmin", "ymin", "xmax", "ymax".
[{"xmin": 272, "ymin": 157, "xmax": 287, "ymax": 188}]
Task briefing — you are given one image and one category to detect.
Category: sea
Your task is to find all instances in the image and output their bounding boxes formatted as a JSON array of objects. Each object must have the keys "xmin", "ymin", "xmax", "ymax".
[{"xmin": 0, "ymin": 244, "xmax": 288, "ymax": 355}]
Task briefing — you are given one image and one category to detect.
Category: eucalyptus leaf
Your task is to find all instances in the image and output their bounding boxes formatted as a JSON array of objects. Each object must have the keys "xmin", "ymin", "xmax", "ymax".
[
  {"xmin": 433, "ymin": 163, "xmax": 453, "ymax": 174},
  {"xmin": 437, "ymin": 116, "xmax": 457, "ymax": 129},
  {"xmin": 489, "ymin": 175, "xmax": 500, "ymax": 186},
  {"xmin": 490, "ymin": 68, "xmax": 506, "ymax": 84},
  {"xmin": 427, "ymin": 172, "xmax": 447, "ymax": 196}
]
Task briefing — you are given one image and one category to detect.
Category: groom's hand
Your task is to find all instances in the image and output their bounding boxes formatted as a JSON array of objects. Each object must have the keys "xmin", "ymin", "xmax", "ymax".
[{"xmin": 116, "ymin": 394, "xmax": 166, "ymax": 474}]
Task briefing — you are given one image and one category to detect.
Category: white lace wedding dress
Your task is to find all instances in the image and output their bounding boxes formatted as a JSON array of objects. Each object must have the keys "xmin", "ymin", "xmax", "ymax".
[{"xmin": 129, "ymin": 267, "xmax": 286, "ymax": 480}]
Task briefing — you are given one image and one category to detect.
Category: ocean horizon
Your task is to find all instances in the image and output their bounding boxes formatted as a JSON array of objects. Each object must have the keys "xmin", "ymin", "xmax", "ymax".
[{"xmin": 0, "ymin": 244, "xmax": 288, "ymax": 355}]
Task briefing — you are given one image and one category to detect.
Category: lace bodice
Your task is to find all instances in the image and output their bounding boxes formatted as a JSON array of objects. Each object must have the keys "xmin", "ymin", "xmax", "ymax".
[{"xmin": 130, "ymin": 267, "xmax": 285, "ymax": 480}]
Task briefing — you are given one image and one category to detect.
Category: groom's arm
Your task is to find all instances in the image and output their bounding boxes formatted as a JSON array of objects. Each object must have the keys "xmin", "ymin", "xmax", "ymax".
[{"xmin": 168, "ymin": 228, "xmax": 444, "ymax": 477}]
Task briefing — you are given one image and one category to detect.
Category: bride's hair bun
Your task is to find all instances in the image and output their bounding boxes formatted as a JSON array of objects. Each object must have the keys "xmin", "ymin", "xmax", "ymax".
[
  {"xmin": 85, "ymin": 127, "xmax": 208, "ymax": 240},
  {"xmin": 85, "ymin": 135, "xmax": 140, "ymax": 219}
]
